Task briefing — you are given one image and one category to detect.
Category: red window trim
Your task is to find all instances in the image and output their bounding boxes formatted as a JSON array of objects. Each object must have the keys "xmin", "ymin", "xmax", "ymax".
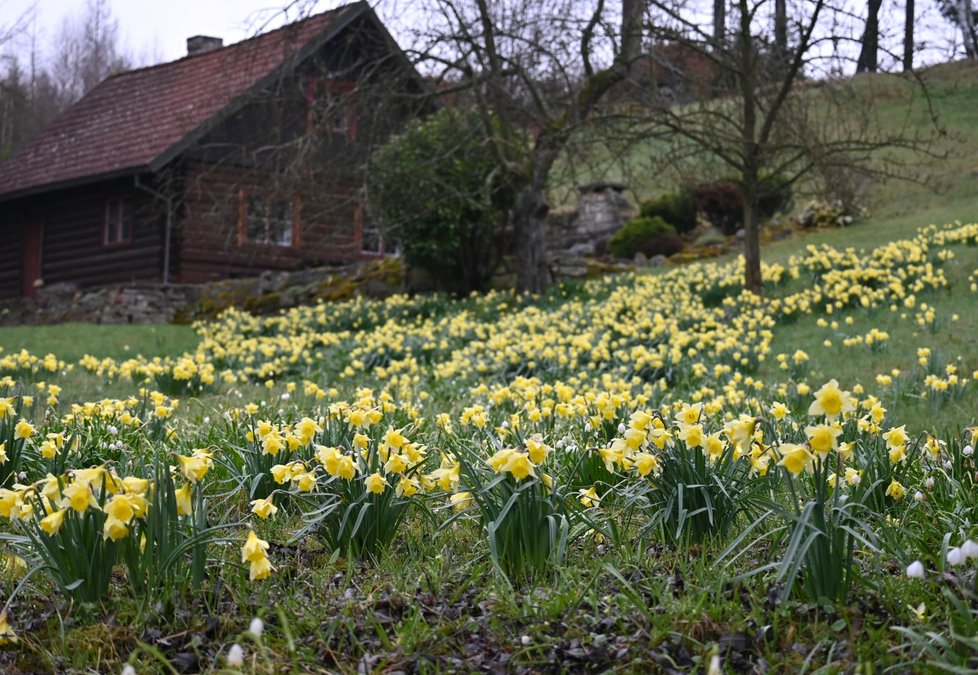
[
  {"xmin": 305, "ymin": 77, "xmax": 357, "ymax": 139},
  {"xmin": 237, "ymin": 189, "xmax": 302, "ymax": 249},
  {"xmin": 102, "ymin": 198, "xmax": 133, "ymax": 248}
]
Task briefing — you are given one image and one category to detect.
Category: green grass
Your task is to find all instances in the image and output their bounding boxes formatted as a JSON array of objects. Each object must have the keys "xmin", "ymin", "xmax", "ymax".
[{"xmin": 0, "ymin": 323, "xmax": 198, "ymax": 362}]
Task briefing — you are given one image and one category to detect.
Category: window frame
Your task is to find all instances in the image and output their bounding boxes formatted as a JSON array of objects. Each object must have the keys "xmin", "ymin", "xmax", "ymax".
[
  {"xmin": 237, "ymin": 190, "xmax": 301, "ymax": 249},
  {"xmin": 305, "ymin": 77, "xmax": 357, "ymax": 139},
  {"xmin": 102, "ymin": 198, "xmax": 133, "ymax": 248}
]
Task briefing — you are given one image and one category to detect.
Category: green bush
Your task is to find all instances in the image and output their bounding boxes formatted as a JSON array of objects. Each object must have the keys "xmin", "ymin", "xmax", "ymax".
[
  {"xmin": 368, "ymin": 109, "xmax": 514, "ymax": 295},
  {"xmin": 639, "ymin": 191, "xmax": 698, "ymax": 234},
  {"xmin": 693, "ymin": 174, "xmax": 793, "ymax": 235},
  {"xmin": 608, "ymin": 216, "xmax": 676, "ymax": 258}
]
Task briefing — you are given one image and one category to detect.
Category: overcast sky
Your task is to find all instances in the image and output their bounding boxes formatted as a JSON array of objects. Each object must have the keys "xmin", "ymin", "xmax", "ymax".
[
  {"xmin": 0, "ymin": 0, "xmax": 964, "ymax": 73},
  {"xmin": 0, "ymin": 0, "xmax": 352, "ymax": 66}
]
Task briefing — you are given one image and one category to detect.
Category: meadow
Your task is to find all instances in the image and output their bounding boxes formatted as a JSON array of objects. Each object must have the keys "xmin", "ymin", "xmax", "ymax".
[{"xmin": 0, "ymin": 211, "xmax": 977, "ymax": 672}]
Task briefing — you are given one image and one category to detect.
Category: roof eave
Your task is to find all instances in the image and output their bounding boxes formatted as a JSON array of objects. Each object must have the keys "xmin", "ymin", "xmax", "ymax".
[{"xmin": 0, "ymin": 166, "xmax": 148, "ymax": 206}]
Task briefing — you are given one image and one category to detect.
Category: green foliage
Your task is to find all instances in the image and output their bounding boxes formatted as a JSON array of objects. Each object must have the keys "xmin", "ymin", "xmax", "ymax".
[
  {"xmin": 608, "ymin": 216, "xmax": 676, "ymax": 258},
  {"xmin": 369, "ymin": 109, "xmax": 514, "ymax": 295},
  {"xmin": 639, "ymin": 191, "xmax": 698, "ymax": 234}
]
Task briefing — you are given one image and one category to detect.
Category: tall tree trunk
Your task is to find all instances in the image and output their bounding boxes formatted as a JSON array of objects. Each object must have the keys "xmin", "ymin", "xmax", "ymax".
[
  {"xmin": 513, "ymin": 183, "xmax": 552, "ymax": 294},
  {"xmin": 774, "ymin": 0, "xmax": 787, "ymax": 59},
  {"xmin": 958, "ymin": 0, "xmax": 978, "ymax": 60},
  {"xmin": 714, "ymin": 0, "xmax": 726, "ymax": 46},
  {"xmin": 742, "ymin": 185, "xmax": 762, "ymax": 294},
  {"xmin": 904, "ymin": 0, "xmax": 914, "ymax": 71},
  {"xmin": 738, "ymin": 0, "xmax": 762, "ymax": 295},
  {"xmin": 856, "ymin": 0, "xmax": 883, "ymax": 73}
]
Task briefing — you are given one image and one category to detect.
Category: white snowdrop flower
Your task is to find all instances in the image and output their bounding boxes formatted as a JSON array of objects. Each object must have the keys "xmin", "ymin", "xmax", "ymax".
[
  {"xmin": 962, "ymin": 539, "xmax": 978, "ymax": 560},
  {"xmin": 203, "ymin": 416, "xmax": 211, "ymax": 424},
  {"xmin": 227, "ymin": 643, "xmax": 244, "ymax": 667},
  {"xmin": 944, "ymin": 460, "xmax": 954, "ymax": 470},
  {"xmin": 947, "ymin": 547, "xmax": 966, "ymax": 566},
  {"xmin": 906, "ymin": 560, "xmax": 925, "ymax": 579},
  {"xmin": 617, "ymin": 423, "xmax": 627, "ymax": 434},
  {"xmin": 964, "ymin": 445, "xmax": 974, "ymax": 457},
  {"xmin": 17, "ymin": 471, "xmax": 26, "ymax": 480},
  {"xmin": 501, "ymin": 421, "xmax": 509, "ymax": 429},
  {"xmin": 107, "ymin": 425, "xmax": 118, "ymax": 436},
  {"xmin": 913, "ymin": 491, "xmax": 925, "ymax": 503},
  {"xmin": 556, "ymin": 439, "xmax": 564, "ymax": 449},
  {"xmin": 597, "ymin": 544, "xmax": 606, "ymax": 555},
  {"xmin": 520, "ymin": 635, "xmax": 531, "ymax": 645},
  {"xmin": 249, "ymin": 617, "xmax": 264, "ymax": 638},
  {"xmin": 924, "ymin": 477, "xmax": 935, "ymax": 490},
  {"xmin": 707, "ymin": 653, "xmax": 721, "ymax": 675},
  {"xmin": 121, "ymin": 666, "xmax": 136, "ymax": 675},
  {"xmin": 280, "ymin": 392, "xmax": 290, "ymax": 401},
  {"xmin": 584, "ymin": 423, "xmax": 591, "ymax": 433}
]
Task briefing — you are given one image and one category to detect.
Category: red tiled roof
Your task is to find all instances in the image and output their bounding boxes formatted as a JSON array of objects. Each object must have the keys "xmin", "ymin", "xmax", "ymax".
[{"xmin": 0, "ymin": 2, "xmax": 364, "ymax": 199}]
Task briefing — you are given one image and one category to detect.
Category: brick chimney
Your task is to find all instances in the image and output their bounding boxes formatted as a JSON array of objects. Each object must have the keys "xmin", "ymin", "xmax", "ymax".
[{"xmin": 187, "ymin": 36, "xmax": 224, "ymax": 56}]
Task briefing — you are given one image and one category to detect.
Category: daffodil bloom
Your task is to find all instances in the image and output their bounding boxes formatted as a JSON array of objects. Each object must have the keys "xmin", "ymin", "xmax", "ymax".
[
  {"xmin": 174, "ymin": 483, "xmax": 193, "ymax": 516},
  {"xmin": 103, "ymin": 494, "xmax": 136, "ymax": 524},
  {"xmin": 14, "ymin": 419, "xmax": 34, "ymax": 440},
  {"xmin": 578, "ymin": 486, "xmax": 600, "ymax": 507},
  {"xmin": 0, "ymin": 610, "xmax": 17, "ymax": 645},
  {"xmin": 805, "ymin": 424, "xmax": 842, "ymax": 457},
  {"xmin": 241, "ymin": 530, "xmax": 270, "ymax": 562},
  {"xmin": 365, "ymin": 472, "xmax": 388, "ymax": 494},
  {"xmin": 777, "ymin": 443, "xmax": 813, "ymax": 477},
  {"xmin": 39, "ymin": 508, "xmax": 67, "ymax": 535},
  {"xmin": 526, "ymin": 436, "xmax": 550, "ymax": 464},
  {"xmin": 335, "ymin": 455, "xmax": 356, "ymax": 480},
  {"xmin": 175, "ymin": 454, "xmax": 211, "ymax": 482},
  {"xmin": 61, "ymin": 482, "xmax": 98, "ymax": 514},
  {"xmin": 633, "ymin": 452, "xmax": 659, "ymax": 477},
  {"xmin": 808, "ymin": 379, "xmax": 856, "ymax": 420},
  {"xmin": 502, "ymin": 452, "xmax": 536, "ymax": 480},
  {"xmin": 250, "ymin": 497, "xmax": 278, "ymax": 519},
  {"xmin": 769, "ymin": 402, "xmax": 790, "ymax": 420},
  {"xmin": 292, "ymin": 471, "xmax": 317, "ymax": 492},
  {"xmin": 396, "ymin": 476, "xmax": 420, "ymax": 497},
  {"xmin": 449, "ymin": 491, "xmax": 474, "ymax": 511},
  {"xmin": 103, "ymin": 516, "xmax": 130, "ymax": 541},
  {"xmin": 885, "ymin": 479, "xmax": 906, "ymax": 501},
  {"xmin": 248, "ymin": 555, "xmax": 273, "ymax": 581}
]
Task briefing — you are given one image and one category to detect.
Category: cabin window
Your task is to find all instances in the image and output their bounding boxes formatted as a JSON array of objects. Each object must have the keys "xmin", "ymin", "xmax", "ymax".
[
  {"xmin": 103, "ymin": 199, "xmax": 132, "ymax": 246},
  {"xmin": 306, "ymin": 78, "xmax": 355, "ymax": 137},
  {"xmin": 240, "ymin": 194, "xmax": 298, "ymax": 247}
]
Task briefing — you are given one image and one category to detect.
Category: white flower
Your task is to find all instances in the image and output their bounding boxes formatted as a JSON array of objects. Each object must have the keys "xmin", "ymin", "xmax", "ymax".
[
  {"xmin": 617, "ymin": 423, "xmax": 627, "ymax": 434},
  {"xmin": 122, "ymin": 666, "xmax": 136, "ymax": 675},
  {"xmin": 501, "ymin": 421, "xmax": 509, "ymax": 429},
  {"xmin": 947, "ymin": 547, "xmax": 966, "ymax": 566},
  {"xmin": 249, "ymin": 617, "xmax": 264, "ymax": 638},
  {"xmin": 227, "ymin": 643, "xmax": 244, "ymax": 667},
  {"xmin": 944, "ymin": 460, "xmax": 954, "ymax": 470},
  {"xmin": 280, "ymin": 393, "xmax": 290, "ymax": 401},
  {"xmin": 520, "ymin": 635, "xmax": 531, "ymax": 645},
  {"xmin": 707, "ymin": 653, "xmax": 721, "ymax": 675},
  {"xmin": 906, "ymin": 560, "xmax": 925, "ymax": 579},
  {"xmin": 924, "ymin": 477, "xmax": 935, "ymax": 490},
  {"xmin": 107, "ymin": 425, "xmax": 118, "ymax": 436},
  {"xmin": 964, "ymin": 445, "xmax": 974, "ymax": 457},
  {"xmin": 584, "ymin": 423, "xmax": 592, "ymax": 433},
  {"xmin": 913, "ymin": 491, "xmax": 925, "ymax": 503},
  {"xmin": 962, "ymin": 539, "xmax": 978, "ymax": 559}
]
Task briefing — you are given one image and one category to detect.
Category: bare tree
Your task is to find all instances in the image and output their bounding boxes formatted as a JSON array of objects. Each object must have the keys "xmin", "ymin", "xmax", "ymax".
[
  {"xmin": 856, "ymin": 0, "xmax": 884, "ymax": 73},
  {"xmin": 49, "ymin": 0, "xmax": 130, "ymax": 105},
  {"xmin": 904, "ymin": 0, "xmax": 914, "ymax": 70},
  {"xmin": 637, "ymin": 0, "xmax": 940, "ymax": 294},
  {"xmin": 401, "ymin": 0, "xmax": 643, "ymax": 293}
]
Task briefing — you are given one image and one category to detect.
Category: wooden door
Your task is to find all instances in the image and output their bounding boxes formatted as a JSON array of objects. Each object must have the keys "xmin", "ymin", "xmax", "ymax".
[{"xmin": 21, "ymin": 220, "xmax": 42, "ymax": 297}]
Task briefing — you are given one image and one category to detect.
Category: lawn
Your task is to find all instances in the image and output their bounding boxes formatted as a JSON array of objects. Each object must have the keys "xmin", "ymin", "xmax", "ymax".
[{"xmin": 1, "ymin": 67, "xmax": 978, "ymax": 673}]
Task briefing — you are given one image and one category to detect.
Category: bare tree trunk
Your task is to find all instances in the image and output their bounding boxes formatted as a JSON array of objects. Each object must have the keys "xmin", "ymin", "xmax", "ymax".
[
  {"xmin": 774, "ymin": 0, "xmax": 787, "ymax": 58},
  {"xmin": 513, "ymin": 183, "xmax": 552, "ymax": 294},
  {"xmin": 714, "ymin": 0, "xmax": 726, "ymax": 46},
  {"xmin": 958, "ymin": 0, "xmax": 978, "ymax": 60},
  {"xmin": 738, "ymin": 0, "xmax": 762, "ymax": 295},
  {"xmin": 904, "ymin": 0, "xmax": 914, "ymax": 71},
  {"xmin": 856, "ymin": 0, "xmax": 883, "ymax": 73},
  {"xmin": 742, "ymin": 185, "xmax": 762, "ymax": 294}
]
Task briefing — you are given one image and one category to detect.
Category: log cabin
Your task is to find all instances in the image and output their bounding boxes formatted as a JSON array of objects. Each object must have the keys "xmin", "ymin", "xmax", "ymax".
[{"xmin": 0, "ymin": 1, "xmax": 426, "ymax": 298}]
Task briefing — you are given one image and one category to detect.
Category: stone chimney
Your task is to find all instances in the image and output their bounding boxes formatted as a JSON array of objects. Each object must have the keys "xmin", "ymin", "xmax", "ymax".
[{"xmin": 187, "ymin": 36, "xmax": 224, "ymax": 56}]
